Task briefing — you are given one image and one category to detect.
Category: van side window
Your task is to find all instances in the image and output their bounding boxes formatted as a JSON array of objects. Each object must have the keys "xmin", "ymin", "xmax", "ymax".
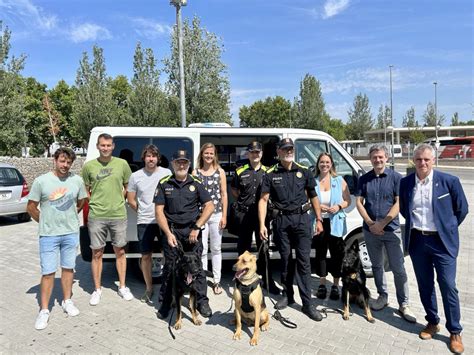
[
  {"xmin": 294, "ymin": 140, "xmax": 328, "ymax": 168},
  {"xmin": 112, "ymin": 137, "xmax": 193, "ymax": 170},
  {"xmin": 329, "ymin": 143, "xmax": 358, "ymax": 194}
]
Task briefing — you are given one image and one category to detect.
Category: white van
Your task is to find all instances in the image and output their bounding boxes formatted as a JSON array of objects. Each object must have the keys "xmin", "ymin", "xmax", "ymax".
[{"xmin": 80, "ymin": 126, "xmax": 369, "ymax": 279}]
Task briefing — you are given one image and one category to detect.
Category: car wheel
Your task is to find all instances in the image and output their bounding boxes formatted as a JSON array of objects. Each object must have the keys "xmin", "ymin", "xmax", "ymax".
[
  {"xmin": 17, "ymin": 213, "xmax": 31, "ymax": 222},
  {"xmin": 346, "ymin": 233, "xmax": 373, "ymax": 278},
  {"xmin": 132, "ymin": 256, "xmax": 164, "ymax": 284}
]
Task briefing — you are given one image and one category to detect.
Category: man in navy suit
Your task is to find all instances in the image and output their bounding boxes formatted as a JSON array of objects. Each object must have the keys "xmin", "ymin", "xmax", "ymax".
[{"xmin": 399, "ymin": 144, "xmax": 468, "ymax": 354}]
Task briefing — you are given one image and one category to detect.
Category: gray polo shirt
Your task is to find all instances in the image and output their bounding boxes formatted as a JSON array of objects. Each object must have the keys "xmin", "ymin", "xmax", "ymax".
[
  {"xmin": 356, "ymin": 168, "xmax": 402, "ymax": 231},
  {"xmin": 128, "ymin": 167, "xmax": 171, "ymax": 224}
]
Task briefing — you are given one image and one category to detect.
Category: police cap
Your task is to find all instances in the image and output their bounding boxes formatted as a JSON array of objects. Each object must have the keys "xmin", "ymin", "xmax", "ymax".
[
  {"xmin": 247, "ymin": 141, "xmax": 262, "ymax": 152},
  {"xmin": 171, "ymin": 150, "xmax": 190, "ymax": 161},
  {"xmin": 277, "ymin": 138, "xmax": 294, "ymax": 149}
]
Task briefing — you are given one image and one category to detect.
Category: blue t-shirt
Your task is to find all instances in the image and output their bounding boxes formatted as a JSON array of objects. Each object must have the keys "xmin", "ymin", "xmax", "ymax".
[{"xmin": 356, "ymin": 168, "xmax": 402, "ymax": 231}]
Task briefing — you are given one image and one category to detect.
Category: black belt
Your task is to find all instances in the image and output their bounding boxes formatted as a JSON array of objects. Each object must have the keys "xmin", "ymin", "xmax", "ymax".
[
  {"xmin": 278, "ymin": 203, "xmax": 311, "ymax": 216},
  {"xmin": 412, "ymin": 228, "xmax": 438, "ymax": 236}
]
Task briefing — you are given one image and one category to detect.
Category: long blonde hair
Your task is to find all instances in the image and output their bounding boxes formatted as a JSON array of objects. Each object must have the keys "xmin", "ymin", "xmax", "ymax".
[
  {"xmin": 315, "ymin": 152, "xmax": 337, "ymax": 177},
  {"xmin": 197, "ymin": 143, "xmax": 220, "ymax": 170}
]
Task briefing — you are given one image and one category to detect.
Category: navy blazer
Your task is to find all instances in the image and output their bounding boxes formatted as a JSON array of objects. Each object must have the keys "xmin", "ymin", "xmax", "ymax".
[{"xmin": 399, "ymin": 170, "xmax": 468, "ymax": 258}]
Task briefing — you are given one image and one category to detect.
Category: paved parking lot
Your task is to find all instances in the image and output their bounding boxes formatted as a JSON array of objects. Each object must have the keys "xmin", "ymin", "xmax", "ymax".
[{"xmin": 0, "ymin": 171, "xmax": 472, "ymax": 354}]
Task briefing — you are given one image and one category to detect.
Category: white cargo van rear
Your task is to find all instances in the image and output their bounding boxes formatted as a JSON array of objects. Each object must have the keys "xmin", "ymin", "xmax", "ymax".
[{"xmin": 80, "ymin": 127, "xmax": 370, "ymax": 279}]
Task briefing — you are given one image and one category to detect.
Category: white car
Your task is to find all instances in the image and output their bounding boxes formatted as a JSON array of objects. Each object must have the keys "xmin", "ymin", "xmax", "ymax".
[{"xmin": 0, "ymin": 163, "xmax": 31, "ymax": 222}]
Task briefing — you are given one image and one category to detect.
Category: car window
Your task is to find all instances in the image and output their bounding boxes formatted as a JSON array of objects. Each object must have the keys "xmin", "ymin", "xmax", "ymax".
[
  {"xmin": 0, "ymin": 168, "xmax": 23, "ymax": 186},
  {"xmin": 294, "ymin": 139, "xmax": 328, "ymax": 168}
]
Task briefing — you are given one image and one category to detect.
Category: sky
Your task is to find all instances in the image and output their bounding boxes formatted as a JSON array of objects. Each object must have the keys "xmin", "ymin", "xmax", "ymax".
[{"xmin": 1, "ymin": 0, "xmax": 473, "ymax": 127}]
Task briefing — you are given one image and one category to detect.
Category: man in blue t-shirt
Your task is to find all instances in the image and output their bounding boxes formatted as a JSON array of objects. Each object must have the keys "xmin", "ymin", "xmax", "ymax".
[
  {"xmin": 27, "ymin": 148, "xmax": 87, "ymax": 330},
  {"xmin": 356, "ymin": 144, "xmax": 416, "ymax": 323}
]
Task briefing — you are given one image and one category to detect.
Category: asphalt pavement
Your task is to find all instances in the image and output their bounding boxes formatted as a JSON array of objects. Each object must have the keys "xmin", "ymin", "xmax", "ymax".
[{"xmin": 0, "ymin": 165, "xmax": 472, "ymax": 354}]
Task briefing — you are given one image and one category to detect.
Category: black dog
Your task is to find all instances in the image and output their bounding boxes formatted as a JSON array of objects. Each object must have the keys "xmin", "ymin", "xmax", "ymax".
[
  {"xmin": 173, "ymin": 247, "xmax": 203, "ymax": 329},
  {"xmin": 341, "ymin": 240, "xmax": 375, "ymax": 323}
]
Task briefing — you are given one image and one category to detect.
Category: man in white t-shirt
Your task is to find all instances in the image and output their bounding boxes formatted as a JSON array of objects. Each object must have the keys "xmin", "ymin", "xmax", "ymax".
[{"xmin": 127, "ymin": 144, "xmax": 171, "ymax": 303}]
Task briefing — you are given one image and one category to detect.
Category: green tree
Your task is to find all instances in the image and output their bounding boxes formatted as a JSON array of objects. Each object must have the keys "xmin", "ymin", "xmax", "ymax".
[
  {"xmin": 110, "ymin": 74, "xmax": 132, "ymax": 125},
  {"xmin": 326, "ymin": 118, "xmax": 346, "ymax": 141},
  {"xmin": 423, "ymin": 102, "xmax": 445, "ymax": 126},
  {"xmin": 164, "ymin": 16, "xmax": 231, "ymax": 125},
  {"xmin": 346, "ymin": 93, "xmax": 373, "ymax": 139},
  {"xmin": 128, "ymin": 43, "xmax": 175, "ymax": 127},
  {"xmin": 451, "ymin": 112, "xmax": 460, "ymax": 126},
  {"xmin": 402, "ymin": 106, "xmax": 416, "ymax": 127},
  {"xmin": 239, "ymin": 96, "xmax": 291, "ymax": 128},
  {"xmin": 49, "ymin": 80, "xmax": 76, "ymax": 145},
  {"xmin": 293, "ymin": 73, "xmax": 329, "ymax": 130},
  {"xmin": 375, "ymin": 104, "xmax": 391, "ymax": 129},
  {"xmin": 72, "ymin": 46, "xmax": 117, "ymax": 145},
  {"xmin": 0, "ymin": 22, "xmax": 27, "ymax": 156}
]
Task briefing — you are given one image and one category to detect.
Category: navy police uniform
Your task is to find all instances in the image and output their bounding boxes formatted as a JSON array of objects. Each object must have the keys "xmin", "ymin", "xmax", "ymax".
[
  {"xmin": 154, "ymin": 171, "xmax": 212, "ymax": 312},
  {"xmin": 261, "ymin": 144, "xmax": 317, "ymax": 308}
]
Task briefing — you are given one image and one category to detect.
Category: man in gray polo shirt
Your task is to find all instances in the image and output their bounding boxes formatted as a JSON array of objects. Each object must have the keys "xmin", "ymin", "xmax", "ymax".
[
  {"xmin": 356, "ymin": 144, "xmax": 416, "ymax": 323},
  {"xmin": 127, "ymin": 144, "xmax": 171, "ymax": 303}
]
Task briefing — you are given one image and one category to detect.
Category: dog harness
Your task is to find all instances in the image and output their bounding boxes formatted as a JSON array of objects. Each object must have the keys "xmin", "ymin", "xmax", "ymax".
[{"xmin": 235, "ymin": 279, "xmax": 266, "ymax": 313}]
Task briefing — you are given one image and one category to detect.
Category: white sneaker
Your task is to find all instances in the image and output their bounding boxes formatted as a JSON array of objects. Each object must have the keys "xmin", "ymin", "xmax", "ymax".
[
  {"xmin": 89, "ymin": 288, "xmax": 102, "ymax": 306},
  {"xmin": 62, "ymin": 299, "xmax": 80, "ymax": 317},
  {"xmin": 370, "ymin": 295, "xmax": 389, "ymax": 311},
  {"xmin": 399, "ymin": 305, "xmax": 417, "ymax": 323},
  {"xmin": 118, "ymin": 286, "xmax": 134, "ymax": 301},
  {"xmin": 35, "ymin": 309, "xmax": 50, "ymax": 330}
]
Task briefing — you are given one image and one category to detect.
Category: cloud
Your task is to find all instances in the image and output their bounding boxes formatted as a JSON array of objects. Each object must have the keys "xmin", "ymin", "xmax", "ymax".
[
  {"xmin": 69, "ymin": 23, "xmax": 112, "ymax": 43},
  {"xmin": 0, "ymin": 0, "xmax": 57, "ymax": 31},
  {"xmin": 130, "ymin": 17, "xmax": 172, "ymax": 39},
  {"xmin": 322, "ymin": 0, "xmax": 350, "ymax": 19}
]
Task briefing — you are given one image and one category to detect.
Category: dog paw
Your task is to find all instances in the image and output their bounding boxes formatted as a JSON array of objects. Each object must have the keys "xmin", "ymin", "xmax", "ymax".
[
  {"xmin": 233, "ymin": 331, "xmax": 242, "ymax": 340},
  {"xmin": 342, "ymin": 314, "xmax": 350, "ymax": 321},
  {"xmin": 261, "ymin": 325, "xmax": 269, "ymax": 332},
  {"xmin": 250, "ymin": 337, "xmax": 258, "ymax": 346},
  {"xmin": 193, "ymin": 319, "xmax": 202, "ymax": 326},
  {"xmin": 367, "ymin": 317, "xmax": 376, "ymax": 323},
  {"xmin": 174, "ymin": 321, "xmax": 182, "ymax": 330}
]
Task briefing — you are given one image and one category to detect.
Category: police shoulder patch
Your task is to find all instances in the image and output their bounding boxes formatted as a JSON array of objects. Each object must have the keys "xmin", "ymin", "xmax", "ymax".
[
  {"xmin": 236, "ymin": 164, "xmax": 249, "ymax": 176},
  {"xmin": 159, "ymin": 174, "xmax": 172, "ymax": 184}
]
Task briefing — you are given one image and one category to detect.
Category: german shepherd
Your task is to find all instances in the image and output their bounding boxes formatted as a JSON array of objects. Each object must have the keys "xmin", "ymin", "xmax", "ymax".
[
  {"xmin": 232, "ymin": 251, "xmax": 270, "ymax": 346},
  {"xmin": 341, "ymin": 240, "xmax": 375, "ymax": 323},
  {"xmin": 173, "ymin": 248, "xmax": 203, "ymax": 329}
]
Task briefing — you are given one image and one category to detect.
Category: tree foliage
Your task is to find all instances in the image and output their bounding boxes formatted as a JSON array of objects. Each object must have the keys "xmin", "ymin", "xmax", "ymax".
[
  {"xmin": 49, "ymin": 80, "xmax": 76, "ymax": 145},
  {"xmin": 293, "ymin": 74, "xmax": 329, "ymax": 130},
  {"xmin": 423, "ymin": 102, "xmax": 445, "ymax": 127},
  {"xmin": 345, "ymin": 93, "xmax": 373, "ymax": 140},
  {"xmin": 326, "ymin": 118, "xmax": 346, "ymax": 141},
  {"xmin": 0, "ymin": 22, "xmax": 27, "ymax": 156},
  {"xmin": 375, "ymin": 104, "xmax": 391, "ymax": 129},
  {"xmin": 164, "ymin": 16, "xmax": 231, "ymax": 125},
  {"xmin": 239, "ymin": 96, "xmax": 291, "ymax": 128},
  {"xmin": 402, "ymin": 106, "xmax": 416, "ymax": 127},
  {"xmin": 451, "ymin": 112, "xmax": 460, "ymax": 126}
]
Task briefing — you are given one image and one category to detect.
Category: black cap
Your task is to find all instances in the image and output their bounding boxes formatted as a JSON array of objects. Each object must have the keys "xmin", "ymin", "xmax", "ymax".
[
  {"xmin": 277, "ymin": 138, "xmax": 294, "ymax": 149},
  {"xmin": 172, "ymin": 150, "xmax": 190, "ymax": 161},
  {"xmin": 247, "ymin": 141, "xmax": 262, "ymax": 152}
]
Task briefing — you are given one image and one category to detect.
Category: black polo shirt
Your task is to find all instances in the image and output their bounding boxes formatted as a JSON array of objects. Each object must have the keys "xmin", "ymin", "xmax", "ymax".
[
  {"xmin": 231, "ymin": 162, "xmax": 268, "ymax": 207},
  {"xmin": 261, "ymin": 162, "xmax": 317, "ymax": 211},
  {"xmin": 154, "ymin": 174, "xmax": 211, "ymax": 225}
]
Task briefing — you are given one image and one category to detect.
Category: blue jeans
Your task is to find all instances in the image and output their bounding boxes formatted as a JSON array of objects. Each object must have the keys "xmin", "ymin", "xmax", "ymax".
[
  {"xmin": 39, "ymin": 233, "xmax": 79, "ymax": 275},
  {"xmin": 364, "ymin": 229, "xmax": 409, "ymax": 307}
]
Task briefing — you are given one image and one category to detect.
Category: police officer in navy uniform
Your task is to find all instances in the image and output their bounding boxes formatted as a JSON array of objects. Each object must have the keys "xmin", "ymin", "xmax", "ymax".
[
  {"xmin": 154, "ymin": 150, "xmax": 215, "ymax": 319},
  {"xmin": 258, "ymin": 138, "xmax": 324, "ymax": 321},
  {"xmin": 231, "ymin": 141, "xmax": 280, "ymax": 295}
]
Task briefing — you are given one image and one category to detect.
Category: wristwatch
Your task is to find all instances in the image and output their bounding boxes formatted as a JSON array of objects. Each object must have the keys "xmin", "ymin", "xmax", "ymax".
[
  {"xmin": 191, "ymin": 223, "xmax": 202, "ymax": 230},
  {"xmin": 316, "ymin": 218, "xmax": 323, "ymax": 223}
]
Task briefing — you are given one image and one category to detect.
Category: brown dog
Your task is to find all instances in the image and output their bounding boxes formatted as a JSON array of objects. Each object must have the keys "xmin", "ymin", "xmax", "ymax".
[{"xmin": 232, "ymin": 251, "xmax": 270, "ymax": 346}]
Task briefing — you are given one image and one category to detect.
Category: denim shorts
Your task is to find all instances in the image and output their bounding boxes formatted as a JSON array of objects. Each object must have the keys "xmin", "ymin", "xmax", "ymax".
[
  {"xmin": 88, "ymin": 218, "xmax": 127, "ymax": 249},
  {"xmin": 39, "ymin": 233, "xmax": 79, "ymax": 275},
  {"xmin": 137, "ymin": 224, "xmax": 163, "ymax": 254}
]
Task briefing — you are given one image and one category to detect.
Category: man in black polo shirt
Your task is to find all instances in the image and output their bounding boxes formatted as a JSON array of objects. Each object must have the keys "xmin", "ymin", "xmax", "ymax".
[
  {"xmin": 258, "ymin": 138, "xmax": 324, "ymax": 321},
  {"xmin": 154, "ymin": 150, "xmax": 215, "ymax": 319},
  {"xmin": 231, "ymin": 141, "xmax": 279, "ymax": 295}
]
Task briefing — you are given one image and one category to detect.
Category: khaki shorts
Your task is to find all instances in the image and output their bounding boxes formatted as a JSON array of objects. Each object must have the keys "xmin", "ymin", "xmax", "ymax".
[{"xmin": 88, "ymin": 218, "xmax": 127, "ymax": 249}]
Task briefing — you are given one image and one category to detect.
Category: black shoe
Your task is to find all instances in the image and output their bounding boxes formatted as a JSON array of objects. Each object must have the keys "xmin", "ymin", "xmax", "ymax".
[
  {"xmin": 157, "ymin": 307, "xmax": 170, "ymax": 319},
  {"xmin": 329, "ymin": 285, "xmax": 340, "ymax": 300},
  {"xmin": 302, "ymin": 304, "xmax": 323, "ymax": 321},
  {"xmin": 198, "ymin": 302, "xmax": 212, "ymax": 318},
  {"xmin": 274, "ymin": 295, "xmax": 295, "ymax": 310},
  {"xmin": 316, "ymin": 285, "xmax": 327, "ymax": 299}
]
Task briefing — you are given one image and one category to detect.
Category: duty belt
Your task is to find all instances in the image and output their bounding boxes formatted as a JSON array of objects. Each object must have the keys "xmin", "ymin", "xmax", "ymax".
[{"xmin": 278, "ymin": 203, "xmax": 311, "ymax": 216}]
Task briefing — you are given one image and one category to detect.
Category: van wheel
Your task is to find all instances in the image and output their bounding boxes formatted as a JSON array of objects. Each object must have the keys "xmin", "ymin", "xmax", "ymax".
[
  {"xmin": 132, "ymin": 257, "xmax": 164, "ymax": 284},
  {"xmin": 346, "ymin": 233, "xmax": 373, "ymax": 278},
  {"xmin": 17, "ymin": 213, "xmax": 31, "ymax": 222}
]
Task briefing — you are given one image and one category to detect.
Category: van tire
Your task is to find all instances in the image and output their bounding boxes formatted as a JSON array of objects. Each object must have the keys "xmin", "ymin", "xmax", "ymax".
[
  {"xmin": 80, "ymin": 226, "xmax": 92, "ymax": 262},
  {"xmin": 346, "ymin": 233, "xmax": 373, "ymax": 278},
  {"xmin": 131, "ymin": 257, "xmax": 164, "ymax": 284}
]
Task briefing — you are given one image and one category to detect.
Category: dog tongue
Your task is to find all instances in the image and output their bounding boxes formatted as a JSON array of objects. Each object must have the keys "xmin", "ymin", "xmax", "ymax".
[
  {"xmin": 234, "ymin": 269, "xmax": 246, "ymax": 280},
  {"xmin": 186, "ymin": 272, "xmax": 193, "ymax": 285}
]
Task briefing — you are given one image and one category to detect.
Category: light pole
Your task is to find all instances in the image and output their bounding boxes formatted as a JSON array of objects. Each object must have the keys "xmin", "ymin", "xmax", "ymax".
[
  {"xmin": 170, "ymin": 0, "xmax": 187, "ymax": 128},
  {"xmin": 433, "ymin": 81, "xmax": 439, "ymax": 166},
  {"xmin": 389, "ymin": 65, "xmax": 394, "ymax": 169}
]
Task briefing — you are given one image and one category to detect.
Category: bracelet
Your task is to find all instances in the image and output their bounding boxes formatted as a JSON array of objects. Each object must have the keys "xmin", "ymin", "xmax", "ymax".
[
  {"xmin": 338, "ymin": 204, "xmax": 343, "ymax": 211},
  {"xmin": 317, "ymin": 218, "xmax": 323, "ymax": 223}
]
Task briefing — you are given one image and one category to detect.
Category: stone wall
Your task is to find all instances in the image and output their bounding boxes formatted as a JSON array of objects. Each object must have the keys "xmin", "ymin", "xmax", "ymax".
[{"xmin": 0, "ymin": 157, "xmax": 86, "ymax": 185}]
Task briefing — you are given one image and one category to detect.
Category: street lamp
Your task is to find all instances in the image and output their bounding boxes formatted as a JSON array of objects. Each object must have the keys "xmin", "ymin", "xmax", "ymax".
[
  {"xmin": 389, "ymin": 65, "xmax": 394, "ymax": 169},
  {"xmin": 387, "ymin": 125, "xmax": 394, "ymax": 168},
  {"xmin": 170, "ymin": 0, "xmax": 188, "ymax": 128},
  {"xmin": 433, "ymin": 81, "xmax": 439, "ymax": 166}
]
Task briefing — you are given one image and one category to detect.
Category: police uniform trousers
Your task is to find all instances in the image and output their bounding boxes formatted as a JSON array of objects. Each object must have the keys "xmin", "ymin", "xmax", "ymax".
[
  {"xmin": 273, "ymin": 212, "xmax": 312, "ymax": 306},
  {"xmin": 159, "ymin": 225, "xmax": 209, "ymax": 310},
  {"xmin": 236, "ymin": 206, "xmax": 275, "ymax": 286}
]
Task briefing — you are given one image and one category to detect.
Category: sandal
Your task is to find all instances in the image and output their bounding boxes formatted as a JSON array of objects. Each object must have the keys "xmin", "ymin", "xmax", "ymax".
[
  {"xmin": 316, "ymin": 285, "xmax": 327, "ymax": 299},
  {"xmin": 212, "ymin": 283, "xmax": 223, "ymax": 295}
]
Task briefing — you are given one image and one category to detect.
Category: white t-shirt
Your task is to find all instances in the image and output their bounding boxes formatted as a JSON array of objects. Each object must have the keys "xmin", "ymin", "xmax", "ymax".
[{"xmin": 128, "ymin": 167, "xmax": 171, "ymax": 224}]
